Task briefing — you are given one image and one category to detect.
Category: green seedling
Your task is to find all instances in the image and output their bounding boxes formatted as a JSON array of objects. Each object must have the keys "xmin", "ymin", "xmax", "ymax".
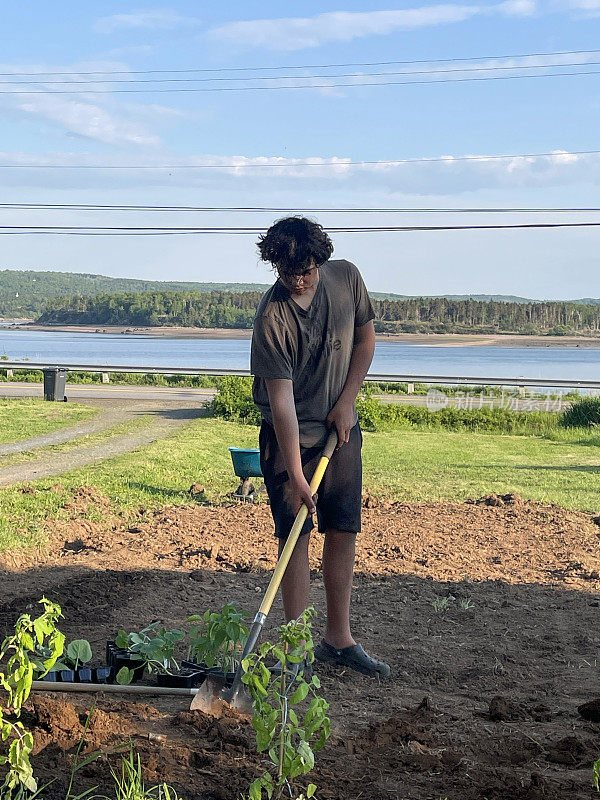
[
  {"xmin": 0, "ymin": 598, "xmax": 64, "ymax": 800},
  {"xmin": 187, "ymin": 603, "xmax": 250, "ymax": 674},
  {"xmin": 458, "ymin": 598, "xmax": 475, "ymax": 611},
  {"xmin": 593, "ymin": 757, "xmax": 600, "ymax": 791},
  {"xmin": 432, "ymin": 597, "xmax": 452, "ymax": 613},
  {"xmin": 241, "ymin": 608, "xmax": 330, "ymax": 800},
  {"xmin": 115, "ymin": 622, "xmax": 185, "ymax": 685},
  {"xmin": 64, "ymin": 639, "xmax": 93, "ymax": 671},
  {"xmin": 106, "ymin": 746, "xmax": 181, "ymax": 800},
  {"xmin": 42, "ymin": 639, "xmax": 94, "ymax": 674},
  {"xmin": 64, "ymin": 702, "xmax": 105, "ymax": 800}
]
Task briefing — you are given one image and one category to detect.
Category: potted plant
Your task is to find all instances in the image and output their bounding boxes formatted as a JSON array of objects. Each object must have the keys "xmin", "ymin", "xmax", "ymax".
[
  {"xmin": 186, "ymin": 603, "xmax": 250, "ymax": 681},
  {"xmin": 34, "ymin": 638, "xmax": 84, "ymax": 682},
  {"xmin": 107, "ymin": 622, "xmax": 157, "ymax": 683},
  {"xmin": 114, "ymin": 621, "xmax": 196, "ymax": 686},
  {"xmin": 36, "ymin": 638, "xmax": 112, "ymax": 683}
]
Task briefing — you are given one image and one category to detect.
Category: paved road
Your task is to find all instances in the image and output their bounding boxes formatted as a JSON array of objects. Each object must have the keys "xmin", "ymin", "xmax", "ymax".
[
  {"xmin": 0, "ymin": 381, "xmax": 563, "ymax": 410},
  {"xmin": 0, "ymin": 381, "xmax": 215, "ymax": 402}
]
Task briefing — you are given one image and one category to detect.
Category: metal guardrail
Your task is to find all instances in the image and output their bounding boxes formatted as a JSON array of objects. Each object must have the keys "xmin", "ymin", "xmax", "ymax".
[{"xmin": 0, "ymin": 361, "xmax": 598, "ymax": 390}]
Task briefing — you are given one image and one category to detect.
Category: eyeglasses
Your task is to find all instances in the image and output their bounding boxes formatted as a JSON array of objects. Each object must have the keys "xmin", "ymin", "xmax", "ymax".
[{"xmin": 278, "ymin": 266, "xmax": 319, "ymax": 281}]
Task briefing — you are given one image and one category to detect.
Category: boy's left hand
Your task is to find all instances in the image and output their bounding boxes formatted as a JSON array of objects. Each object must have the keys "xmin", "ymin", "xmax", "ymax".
[{"xmin": 326, "ymin": 399, "xmax": 355, "ymax": 449}]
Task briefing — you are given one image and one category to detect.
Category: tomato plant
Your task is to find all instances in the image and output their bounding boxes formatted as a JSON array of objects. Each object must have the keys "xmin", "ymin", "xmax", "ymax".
[
  {"xmin": 186, "ymin": 603, "xmax": 249, "ymax": 674},
  {"xmin": 241, "ymin": 608, "xmax": 330, "ymax": 800},
  {"xmin": 0, "ymin": 598, "xmax": 64, "ymax": 799}
]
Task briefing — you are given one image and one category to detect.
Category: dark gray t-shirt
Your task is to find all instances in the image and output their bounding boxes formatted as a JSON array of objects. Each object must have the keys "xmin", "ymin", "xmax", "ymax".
[{"xmin": 251, "ymin": 259, "xmax": 375, "ymax": 447}]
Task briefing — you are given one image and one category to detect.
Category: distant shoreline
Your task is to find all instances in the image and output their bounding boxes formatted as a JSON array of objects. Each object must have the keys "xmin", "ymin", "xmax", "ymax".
[{"xmin": 3, "ymin": 322, "xmax": 600, "ymax": 348}]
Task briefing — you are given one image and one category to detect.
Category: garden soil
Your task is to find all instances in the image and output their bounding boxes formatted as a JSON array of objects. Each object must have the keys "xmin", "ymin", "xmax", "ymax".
[{"xmin": 1, "ymin": 488, "xmax": 600, "ymax": 799}]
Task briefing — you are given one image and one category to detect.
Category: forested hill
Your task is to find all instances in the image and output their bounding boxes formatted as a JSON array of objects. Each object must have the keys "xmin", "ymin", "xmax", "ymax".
[
  {"xmin": 2, "ymin": 268, "xmax": 599, "ymax": 318},
  {"xmin": 0, "ymin": 270, "xmax": 271, "ymax": 318},
  {"xmin": 37, "ymin": 289, "xmax": 600, "ymax": 336}
]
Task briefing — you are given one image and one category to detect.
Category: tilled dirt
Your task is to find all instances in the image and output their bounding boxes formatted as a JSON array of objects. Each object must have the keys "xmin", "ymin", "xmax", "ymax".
[{"xmin": 1, "ymin": 489, "xmax": 600, "ymax": 799}]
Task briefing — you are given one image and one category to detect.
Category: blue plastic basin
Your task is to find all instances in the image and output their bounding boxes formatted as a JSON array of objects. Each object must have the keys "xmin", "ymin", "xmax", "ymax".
[{"xmin": 229, "ymin": 447, "xmax": 263, "ymax": 478}]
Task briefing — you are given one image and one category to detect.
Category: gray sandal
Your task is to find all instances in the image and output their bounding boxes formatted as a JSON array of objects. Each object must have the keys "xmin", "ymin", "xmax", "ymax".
[{"xmin": 314, "ymin": 639, "xmax": 391, "ymax": 678}]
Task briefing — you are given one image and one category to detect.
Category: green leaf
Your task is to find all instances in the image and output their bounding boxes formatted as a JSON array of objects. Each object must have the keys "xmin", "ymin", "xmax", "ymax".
[
  {"xmin": 67, "ymin": 639, "xmax": 92, "ymax": 667},
  {"xmin": 256, "ymin": 730, "xmax": 271, "ymax": 752},
  {"xmin": 289, "ymin": 681, "xmax": 310, "ymax": 705},
  {"xmin": 307, "ymin": 784, "xmax": 317, "ymax": 798},
  {"xmin": 116, "ymin": 666, "xmax": 134, "ymax": 685},
  {"xmin": 297, "ymin": 741, "xmax": 315, "ymax": 771},
  {"xmin": 115, "ymin": 630, "xmax": 129, "ymax": 649}
]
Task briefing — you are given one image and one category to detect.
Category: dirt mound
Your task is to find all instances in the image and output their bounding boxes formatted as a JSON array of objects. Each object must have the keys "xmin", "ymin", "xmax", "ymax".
[{"xmin": 5, "ymin": 490, "xmax": 597, "ymax": 592}]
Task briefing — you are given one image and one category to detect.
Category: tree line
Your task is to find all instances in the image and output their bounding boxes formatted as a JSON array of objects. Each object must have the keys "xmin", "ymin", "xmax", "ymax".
[
  {"xmin": 0, "ymin": 269, "xmax": 269, "ymax": 318},
  {"xmin": 36, "ymin": 289, "xmax": 600, "ymax": 335}
]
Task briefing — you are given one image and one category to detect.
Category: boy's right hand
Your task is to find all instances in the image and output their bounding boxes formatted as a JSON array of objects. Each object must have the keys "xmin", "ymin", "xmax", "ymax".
[{"xmin": 290, "ymin": 475, "xmax": 317, "ymax": 516}]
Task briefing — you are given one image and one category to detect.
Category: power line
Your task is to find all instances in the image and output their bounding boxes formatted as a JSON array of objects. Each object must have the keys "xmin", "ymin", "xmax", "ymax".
[
  {"xmin": 2, "ymin": 203, "xmax": 600, "ymax": 213},
  {"xmin": 2, "ymin": 222, "xmax": 600, "ymax": 235},
  {"xmin": 2, "ymin": 47, "xmax": 599, "ymax": 77},
  {"xmin": 4, "ymin": 60, "xmax": 600, "ymax": 85},
  {"xmin": 3, "ymin": 67, "xmax": 600, "ymax": 93},
  {"xmin": 0, "ymin": 149, "xmax": 597, "ymax": 169}
]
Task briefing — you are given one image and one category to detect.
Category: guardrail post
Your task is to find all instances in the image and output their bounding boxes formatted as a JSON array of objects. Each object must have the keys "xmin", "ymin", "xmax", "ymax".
[
  {"xmin": 6, "ymin": 369, "xmax": 13, "ymax": 378},
  {"xmin": 102, "ymin": 372, "xmax": 110, "ymax": 384},
  {"xmin": 407, "ymin": 382, "xmax": 414, "ymax": 394}
]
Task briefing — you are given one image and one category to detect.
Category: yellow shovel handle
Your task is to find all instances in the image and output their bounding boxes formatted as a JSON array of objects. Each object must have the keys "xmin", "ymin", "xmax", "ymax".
[{"xmin": 258, "ymin": 428, "xmax": 338, "ymax": 618}]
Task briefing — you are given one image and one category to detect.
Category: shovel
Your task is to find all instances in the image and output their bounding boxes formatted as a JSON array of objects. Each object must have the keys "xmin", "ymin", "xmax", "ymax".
[{"xmin": 190, "ymin": 427, "xmax": 338, "ymax": 717}]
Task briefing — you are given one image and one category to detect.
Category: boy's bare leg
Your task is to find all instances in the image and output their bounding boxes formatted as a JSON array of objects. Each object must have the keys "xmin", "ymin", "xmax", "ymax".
[
  {"xmin": 322, "ymin": 529, "xmax": 357, "ymax": 649},
  {"xmin": 279, "ymin": 533, "xmax": 311, "ymax": 621}
]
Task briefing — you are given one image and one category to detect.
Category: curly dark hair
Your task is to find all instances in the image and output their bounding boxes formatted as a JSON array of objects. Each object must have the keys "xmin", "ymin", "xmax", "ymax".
[{"xmin": 257, "ymin": 216, "xmax": 333, "ymax": 274}]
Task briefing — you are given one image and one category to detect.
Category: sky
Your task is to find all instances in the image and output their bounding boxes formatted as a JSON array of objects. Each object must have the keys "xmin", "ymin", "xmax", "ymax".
[{"xmin": 1, "ymin": 2, "xmax": 600, "ymax": 299}]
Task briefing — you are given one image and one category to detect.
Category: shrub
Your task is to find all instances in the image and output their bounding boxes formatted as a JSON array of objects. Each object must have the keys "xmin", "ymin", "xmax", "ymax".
[
  {"xmin": 560, "ymin": 397, "xmax": 600, "ymax": 428},
  {"xmin": 209, "ymin": 376, "xmax": 261, "ymax": 425},
  {"xmin": 356, "ymin": 391, "xmax": 559, "ymax": 434},
  {"xmin": 209, "ymin": 381, "xmax": 561, "ymax": 435}
]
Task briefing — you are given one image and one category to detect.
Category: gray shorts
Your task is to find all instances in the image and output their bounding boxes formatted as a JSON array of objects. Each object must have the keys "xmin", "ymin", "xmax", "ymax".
[{"xmin": 259, "ymin": 421, "xmax": 363, "ymax": 539}]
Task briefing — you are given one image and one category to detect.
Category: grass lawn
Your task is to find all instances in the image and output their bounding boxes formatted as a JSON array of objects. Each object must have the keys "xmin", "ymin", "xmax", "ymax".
[
  {"xmin": 362, "ymin": 427, "xmax": 600, "ymax": 510},
  {"xmin": 0, "ymin": 415, "xmax": 152, "ymax": 468},
  {"xmin": 0, "ymin": 415, "xmax": 598, "ymax": 553},
  {"xmin": 0, "ymin": 398, "xmax": 97, "ymax": 445}
]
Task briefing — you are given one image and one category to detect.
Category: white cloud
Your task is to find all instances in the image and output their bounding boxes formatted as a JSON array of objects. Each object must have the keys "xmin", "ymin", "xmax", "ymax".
[
  {"xmin": 1, "ymin": 148, "xmax": 598, "ymax": 195},
  {"xmin": 95, "ymin": 9, "xmax": 202, "ymax": 34},
  {"xmin": 101, "ymin": 45, "xmax": 156, "ymax": 59},
  {"xmin": 560, "ymin": 0, "xmax": 600, "ymax": 14},
  {"xmin": 15, "ymin": 95, "xmax": 160, "ymax": 146},
  {"xmin": 496, "ymin": 0, "xmax": 536, "ymax": 14},
  {"xmin": 0, "ymin": 62, "xmax": 167, "ymax": 146},
  {"xmin": 209, "ymin": 3, "xmax": 534, "ymax": 51}
]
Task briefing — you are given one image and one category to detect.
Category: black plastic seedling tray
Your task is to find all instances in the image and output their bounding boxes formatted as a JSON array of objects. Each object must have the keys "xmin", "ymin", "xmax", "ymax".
[
  {"xmin": 41, "ymin": 665, "xmax": 114, "ymax": 684},
  {"xmin": 156, "ymin": 668, "xmax": 205, "ymax": 688},
  {"xmin": 106, "ymin": 641, "xmax": 145, "ymax": 683}
]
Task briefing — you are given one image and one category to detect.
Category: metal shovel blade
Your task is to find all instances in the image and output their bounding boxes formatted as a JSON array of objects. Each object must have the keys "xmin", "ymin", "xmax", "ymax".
[{"xmin": 189, "ymin": 673, "xmax": 254, "ymax": 718}]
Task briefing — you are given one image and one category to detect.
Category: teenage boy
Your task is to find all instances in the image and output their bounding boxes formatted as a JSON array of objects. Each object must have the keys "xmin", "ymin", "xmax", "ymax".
[{"xmin": 251, "ymin": 216, "xmax": 390, "ymax": 678}]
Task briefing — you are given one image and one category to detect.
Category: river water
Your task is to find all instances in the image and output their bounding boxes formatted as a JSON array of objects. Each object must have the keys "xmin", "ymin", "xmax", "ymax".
[{"xmin": 0, "ymin": 327, "xmax": 598, "ymax": 383}]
